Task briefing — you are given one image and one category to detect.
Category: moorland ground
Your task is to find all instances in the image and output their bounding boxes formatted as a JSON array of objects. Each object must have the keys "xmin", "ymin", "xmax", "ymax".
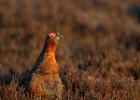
[{"xmin": 0, "ymin": 0, "xmax": 140, "ymax": 100}]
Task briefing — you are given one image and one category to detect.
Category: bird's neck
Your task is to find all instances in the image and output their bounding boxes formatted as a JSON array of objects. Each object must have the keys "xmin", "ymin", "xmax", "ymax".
[
  {"xmin": 41, "ymin": 43, "xmax": 58, "ymax": 74},
  {"xmin": 43, "ymin": 43, "xmax": 57, "ymax": 56},
  {"xmin": 31, "ymin": 43, "xmax": 58, "ymax": 74}
]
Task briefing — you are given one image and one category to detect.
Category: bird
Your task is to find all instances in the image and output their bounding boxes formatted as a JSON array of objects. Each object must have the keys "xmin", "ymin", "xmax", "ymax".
[{"xmin": 24, "ymin": 32, "xmax": 64, "ymax": 100}]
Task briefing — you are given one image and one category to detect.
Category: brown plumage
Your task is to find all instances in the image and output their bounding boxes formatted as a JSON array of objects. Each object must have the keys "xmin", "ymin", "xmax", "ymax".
[{"xmin": 25, "ymin": 32, "xmax": 63, "ymax": 100}]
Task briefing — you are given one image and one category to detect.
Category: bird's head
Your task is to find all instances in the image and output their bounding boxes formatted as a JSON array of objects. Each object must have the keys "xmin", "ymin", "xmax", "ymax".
[{"xmin": 45, "ymin": 32, "xmax": 63, "ymax": 45}]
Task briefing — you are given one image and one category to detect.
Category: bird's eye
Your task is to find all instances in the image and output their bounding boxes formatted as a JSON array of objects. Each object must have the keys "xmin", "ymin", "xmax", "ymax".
[{"xmin": 49, "ymin": 34, "xmax": 55, "ymax": 38}]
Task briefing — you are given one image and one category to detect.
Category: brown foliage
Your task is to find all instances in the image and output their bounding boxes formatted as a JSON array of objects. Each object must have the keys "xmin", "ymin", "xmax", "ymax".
[{"xmin": 0, "ymin": 0, "xmax": 140, "ymax": 100}]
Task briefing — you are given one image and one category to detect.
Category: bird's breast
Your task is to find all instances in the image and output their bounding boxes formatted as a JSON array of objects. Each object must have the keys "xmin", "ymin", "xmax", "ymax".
[{"xmin": 39, "ymin": 55, "xmax": 58, "ymax": 74}]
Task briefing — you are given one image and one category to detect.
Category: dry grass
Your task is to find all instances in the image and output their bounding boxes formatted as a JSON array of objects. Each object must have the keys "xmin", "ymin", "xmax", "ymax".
[{"xmin": 0, "ymin": 0, "xmax": 140, "ymax": 100}]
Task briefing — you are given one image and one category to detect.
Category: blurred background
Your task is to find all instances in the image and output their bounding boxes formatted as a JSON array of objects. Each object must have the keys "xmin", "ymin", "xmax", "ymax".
[{"xmin": 0, "ymin": 0, "xmax": 140, "ymax": 99}]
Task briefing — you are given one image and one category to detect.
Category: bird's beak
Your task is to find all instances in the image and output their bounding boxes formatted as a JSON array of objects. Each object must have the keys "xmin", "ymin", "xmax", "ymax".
[{"xmin": 55, "ymin": 32, "xmax": 63, "ymax": 41}]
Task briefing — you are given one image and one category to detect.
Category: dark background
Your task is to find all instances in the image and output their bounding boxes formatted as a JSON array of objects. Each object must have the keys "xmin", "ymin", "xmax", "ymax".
[{"xmin": 0, "ymin": 0, "xmax": 140, "ymax": 99}]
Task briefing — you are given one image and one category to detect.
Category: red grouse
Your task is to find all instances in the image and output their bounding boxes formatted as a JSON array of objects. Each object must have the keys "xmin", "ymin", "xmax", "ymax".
[{"xmin": 24, "ymin": 32, "xmax": 63, "ymax": 100}]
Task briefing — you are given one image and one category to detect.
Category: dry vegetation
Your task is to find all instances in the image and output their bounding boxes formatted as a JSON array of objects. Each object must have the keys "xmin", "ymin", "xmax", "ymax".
[{"xmin": 0, "ymin": 0, "xmax": 140, "ymax": 100}]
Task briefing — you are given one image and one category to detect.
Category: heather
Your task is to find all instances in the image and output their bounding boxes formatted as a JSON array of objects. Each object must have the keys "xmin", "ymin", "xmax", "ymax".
[{"xmin": 0, "ymin": 0, "xmax": 140, "ymax": 100}]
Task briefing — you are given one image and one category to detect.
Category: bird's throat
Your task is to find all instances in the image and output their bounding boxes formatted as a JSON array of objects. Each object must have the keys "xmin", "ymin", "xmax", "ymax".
[{"xmin": 43, "ymin": 43, "xmax": 57, "ymax": 56}]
